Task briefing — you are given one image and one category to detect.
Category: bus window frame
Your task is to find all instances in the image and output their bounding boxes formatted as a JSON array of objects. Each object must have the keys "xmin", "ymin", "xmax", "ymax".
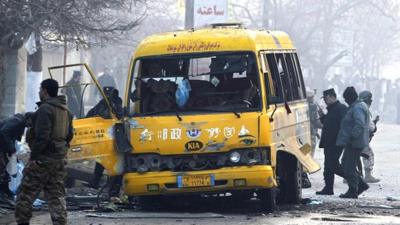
[
  {"xmin": 292, "ymin": 53, "xmax": 306, "ymax": 99},
  {"xmin": 127, "ymin": 51, "xmax": 263, "ymax": 114},
  {"xmin": 262, "ymin": 51, "xmax": 308, "ymax": 105}
]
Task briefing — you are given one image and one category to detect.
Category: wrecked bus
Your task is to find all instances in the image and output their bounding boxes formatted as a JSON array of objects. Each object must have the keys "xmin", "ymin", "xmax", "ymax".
[{"xmin": 59, "ymin": 23, "xmax": 320, "ymax": 211}]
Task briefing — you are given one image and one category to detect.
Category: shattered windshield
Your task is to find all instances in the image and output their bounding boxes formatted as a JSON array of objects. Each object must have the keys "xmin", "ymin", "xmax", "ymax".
[{"xmin": 129, "ymin": 52, "xmax": 260, "ymax": 114}]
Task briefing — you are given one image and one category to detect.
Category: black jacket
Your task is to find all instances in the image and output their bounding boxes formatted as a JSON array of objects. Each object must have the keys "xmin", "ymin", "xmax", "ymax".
[
  {"xmin": 65, "ymin": 79, "xmax": 82, "ymax": 117},
  {"xmin": 86, "ymin": 96, "xmax": 123, "ymax": 119},
  {"xmin": 30, "ymin": 96, "xmax": 74, "ymax": 161},
  {"xmin": 319, "ymin": 100, "xmax": 347, "ymax": 148},
  {"xmin": 0, "ymin": 114, "xmax": 26, "ymax": 155}
]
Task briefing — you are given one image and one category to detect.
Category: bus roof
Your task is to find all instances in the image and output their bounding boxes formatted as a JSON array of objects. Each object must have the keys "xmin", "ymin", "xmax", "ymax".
[{"xmin": 134, "ymin": 25, "xmax": 295, "ymax": 58}]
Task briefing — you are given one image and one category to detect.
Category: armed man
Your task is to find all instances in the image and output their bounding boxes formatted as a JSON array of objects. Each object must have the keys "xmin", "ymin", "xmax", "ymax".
[
  {"xmin": 15, "ymin": 79, "xmax": 73, "ymax": 225},
  {"xmin": 302, "ymin": 90, "xmax": 322, "ymax": 188},
  {"xmin": 359, "ymin": 90, "xmax": 380, "ymax": 183}
]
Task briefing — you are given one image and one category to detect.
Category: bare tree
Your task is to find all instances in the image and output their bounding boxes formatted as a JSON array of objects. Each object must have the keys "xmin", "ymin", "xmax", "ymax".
[
  {"xmin": 0, "ymin": 0, "xmax": 145, "ymax": 116},
  {"xmin": 351, "ymin": 0, "xmax": 400, "ymax": 78},
  {"xmin": 229, "ymin": 0, "xmax": 400, "ymax": 91},
  {"xmin": 0, "ymin": 0, "xmax": 145, "ymax": 47}
]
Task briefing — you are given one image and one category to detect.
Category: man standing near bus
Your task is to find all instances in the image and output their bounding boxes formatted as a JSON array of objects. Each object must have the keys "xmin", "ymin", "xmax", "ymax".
[
  {"xmin": 336, "ymin": 87, "xmax": 369, "ymax": 198},
  {"xmin": 316, "ymin": 88, "xmax": 347, "ymax": 195},
  {"xmin": 359, "ymin": 90, "xmax": 380, "ymax": 183},
  {"xmin": 65, "ymin": 70, "xmax": 82, "ymax": 118},
  {"xmin": 15, "ymin": 79, "xmax": 73, "ymax": 225}
]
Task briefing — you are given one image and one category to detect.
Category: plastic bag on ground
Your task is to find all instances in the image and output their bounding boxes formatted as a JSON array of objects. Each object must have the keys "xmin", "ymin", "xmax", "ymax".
[
  {"xmin": 33, "ymin": 199, "xmax": 45, "ymax": 208},
  {"xmin": 9, "ymin": 161, "xmax": 24, "ymax": 194},
  {"xmin": 6, "ymin": 153, "xmax": 17, "ymax": 176}
]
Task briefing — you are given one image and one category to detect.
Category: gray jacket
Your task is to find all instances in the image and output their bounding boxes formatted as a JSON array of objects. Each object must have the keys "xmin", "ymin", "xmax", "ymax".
[{"xmin": 336, "ymin": 100, "xmax": 370, "ymax": 149}]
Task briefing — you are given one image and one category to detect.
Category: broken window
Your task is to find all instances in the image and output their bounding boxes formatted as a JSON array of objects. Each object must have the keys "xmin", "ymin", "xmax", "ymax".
[
  {"xmin": 128, "ymin": 52, "xmax": 261, "ymax": 115},
  {"xmin": 265, "ymin": 52, "xmax": 306, "ymax": 104},
  {"xmin": 265, "ymin": 54, "xmax": 284, "ymax": 103}
]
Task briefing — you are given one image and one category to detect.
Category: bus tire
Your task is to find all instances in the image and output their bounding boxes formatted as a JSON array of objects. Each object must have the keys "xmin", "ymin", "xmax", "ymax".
[
  {"xmin": 285, "ymin": 160, "xmax": 302, "ymax": 204},
  {"xmin": 277, "ymin": 153, "xmax": 302, "ymax": 204}
]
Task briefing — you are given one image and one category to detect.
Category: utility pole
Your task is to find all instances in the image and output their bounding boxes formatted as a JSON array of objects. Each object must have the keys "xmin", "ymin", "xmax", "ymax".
[
  {"xmin": 63, "ymin": 36, "xmax": 67, "ymax": 85},
  {"xmin": 262, "ymin": 0, "xmax": 270, "ymax": 28},
  {"xmin": 25, "ymin": 32, "xmax": 42, "ymax": 112},
  {"xmin": 185, "ymin": 0, "xmax": 194, "ymax": 29}
]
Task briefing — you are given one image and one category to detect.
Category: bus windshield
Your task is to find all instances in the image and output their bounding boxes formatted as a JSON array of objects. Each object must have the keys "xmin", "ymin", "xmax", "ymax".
[{"xmin": 129, "ymin": 52, "xmax": 261, "ymax": 114}]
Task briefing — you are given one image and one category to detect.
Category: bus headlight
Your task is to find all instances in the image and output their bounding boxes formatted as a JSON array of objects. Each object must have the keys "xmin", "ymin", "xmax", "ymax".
[
  {"xmin": 242, "ymin": 149, "xmax": 261, "ymax": 165},
  {"xmin": 230, "ymin": 151, "xmax": 241, "ymax": 163}
]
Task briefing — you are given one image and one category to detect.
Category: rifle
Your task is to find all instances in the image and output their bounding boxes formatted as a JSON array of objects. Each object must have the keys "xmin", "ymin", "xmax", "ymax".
[{"xmin": 370, "ymin": 115, "xmax": 379, "ymax": 141}]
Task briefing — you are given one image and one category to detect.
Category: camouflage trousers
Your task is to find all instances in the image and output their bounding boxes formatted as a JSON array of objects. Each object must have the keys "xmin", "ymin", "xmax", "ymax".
[
  {"xmin": 15, "ymin": 160, "xmax": 67, "ymax": 225},
  {"xmin": 362, "ymin": 145, "xmax": 375, "ymax": 170},
  {"xmin": 0, "ymin": 152, "xmax": 10, "ymax": 193}
]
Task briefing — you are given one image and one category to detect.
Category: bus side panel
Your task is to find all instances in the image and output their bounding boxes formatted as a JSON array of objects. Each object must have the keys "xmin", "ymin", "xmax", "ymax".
[
  {"xmin": 68, "ymin": 117, "xmax": 122, "ymax": 175},
  {"xmin": 267, "ymin": 101, "xmax": 320, "ymax": 173}
]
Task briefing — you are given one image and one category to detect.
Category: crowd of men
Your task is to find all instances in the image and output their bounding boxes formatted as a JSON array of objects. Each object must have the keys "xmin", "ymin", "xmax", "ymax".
[
  {"xmin": 327, "ymin": 74, "xmax": 400, "ymax": 124},
  {"xmin": 309, "ymin": 86, "xmax": 380, "ymax": 198}
]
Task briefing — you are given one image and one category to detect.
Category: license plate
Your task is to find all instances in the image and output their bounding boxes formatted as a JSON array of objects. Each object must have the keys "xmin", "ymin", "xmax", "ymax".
[{"xmin": 177, "ymin": 174, "xmax": 215, "ymax": 188}]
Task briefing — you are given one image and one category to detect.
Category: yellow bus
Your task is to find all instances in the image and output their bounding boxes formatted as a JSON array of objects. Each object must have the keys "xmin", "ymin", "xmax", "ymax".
[{"xmin": 63, "ymin": 23, "xmax": 320, "ymax": 211}]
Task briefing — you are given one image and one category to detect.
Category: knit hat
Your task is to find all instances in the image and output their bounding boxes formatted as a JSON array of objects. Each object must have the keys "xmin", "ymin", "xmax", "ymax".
[
  {"xmin": 359, "ymin": 90, "xmax": 372, "ymax": 102},
  {"xmin": 343, "ymin": 86, "xmax": 358, "ymax": 105}
]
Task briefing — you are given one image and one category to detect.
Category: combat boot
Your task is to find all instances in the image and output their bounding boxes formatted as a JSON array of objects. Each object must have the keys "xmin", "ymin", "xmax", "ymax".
[
  {"xmin": 358, "ymin": 180, "xmax": 369, "ymax": 195},
  {"xmin": 339, "ymin": 188, "xmax": 358, "ymax": 199},
  {"xmin": 364, "ymin": 169, "xmax": 380, "ymax": 183},
  {"xmin": 316, "ymin": 186, "xmax": 334, "ymax": 195},
  {"xmin": 301, "ymin": 172, "xmax": 311, "ymax": 188}
]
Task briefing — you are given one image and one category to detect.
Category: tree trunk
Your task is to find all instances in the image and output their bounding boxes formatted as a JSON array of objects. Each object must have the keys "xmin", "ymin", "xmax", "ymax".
[
  {"xmin": 26, "ymin": 33, "xmax": 43, "ymax": 112},
  {"xmin": 0, "ymin": 48, "xmax": 27, "ymax": 119}
]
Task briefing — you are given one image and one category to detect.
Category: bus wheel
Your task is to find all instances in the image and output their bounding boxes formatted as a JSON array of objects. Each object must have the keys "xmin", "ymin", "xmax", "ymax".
[
  {"xmin": 258, "ymin": 188, "xmax": 276, "ymax": 212},
  {"xmin": 286, "ymin": 160, "xmax": 302, "ymax": 204},
  {"xmin": 278, "ymin": 156, "xmax": 302, "ymax": 204}
]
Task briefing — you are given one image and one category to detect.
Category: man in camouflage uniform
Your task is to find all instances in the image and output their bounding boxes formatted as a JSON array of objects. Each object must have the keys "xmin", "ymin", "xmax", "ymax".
[
  {"xmin": 359, "ymin": 90, "xmax": 380, "ymax": 183},
  {"xmin": 301, "ymin": 91, "xmax": 322, "ymax": 188},
  {"xmin": 15, "ymin": 79, "xmax": 73, "ymax": 225},
  {"xmin": 307, "ymin": 91, "xmax": 323, "ymax": 156}
]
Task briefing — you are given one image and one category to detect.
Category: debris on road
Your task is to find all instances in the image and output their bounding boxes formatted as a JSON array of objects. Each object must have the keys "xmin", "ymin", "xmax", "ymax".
[
  {"xmin": 33, "ymin": 199, "xmax": 45, "ymax": 209},
  {"xmin": 387, "ymin": 196, "xmax": 399, "ymax": 201},
  {"xmin": 301, "ymin": 198, "xmax": 323, "ymax": 205},
  {"xmin": 86, "ymin": 212, "xmax": 225, "ymax": 219},
  {"xmin": 357, "ymin": 204, "xmax": 400, "ymax": 209},
  {"xmin": 311, "ymin": 217, "xmax": 354, "ymax": 222}
]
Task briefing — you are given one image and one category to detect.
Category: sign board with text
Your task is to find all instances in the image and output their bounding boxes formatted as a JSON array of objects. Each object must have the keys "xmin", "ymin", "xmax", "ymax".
[{"xmin": 194, "ymin": 0, "xmax": 228, "ymax": 28}]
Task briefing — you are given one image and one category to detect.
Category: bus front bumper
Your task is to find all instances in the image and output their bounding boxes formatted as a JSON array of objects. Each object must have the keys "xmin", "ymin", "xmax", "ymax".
[{"xmin": 123, "ymin": 165, "xmax": 276, "ymax": 196}]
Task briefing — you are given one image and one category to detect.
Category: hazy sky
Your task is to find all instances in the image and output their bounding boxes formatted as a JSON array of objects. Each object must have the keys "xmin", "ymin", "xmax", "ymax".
[{"xmin": 382, "ymin": 63, "xmax": 400, "ymax": 80}]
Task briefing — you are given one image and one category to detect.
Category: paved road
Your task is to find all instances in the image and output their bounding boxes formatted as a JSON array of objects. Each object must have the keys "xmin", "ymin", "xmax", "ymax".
[{"xmin": 1, "ymin": 124, "xmax": 400, "ymax": 225}]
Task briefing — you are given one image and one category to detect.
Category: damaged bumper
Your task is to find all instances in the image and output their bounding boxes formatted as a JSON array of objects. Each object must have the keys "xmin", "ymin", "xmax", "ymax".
[{"xmin": 123, "ymin": 165, "xmax": 275, "ymax": 196}]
